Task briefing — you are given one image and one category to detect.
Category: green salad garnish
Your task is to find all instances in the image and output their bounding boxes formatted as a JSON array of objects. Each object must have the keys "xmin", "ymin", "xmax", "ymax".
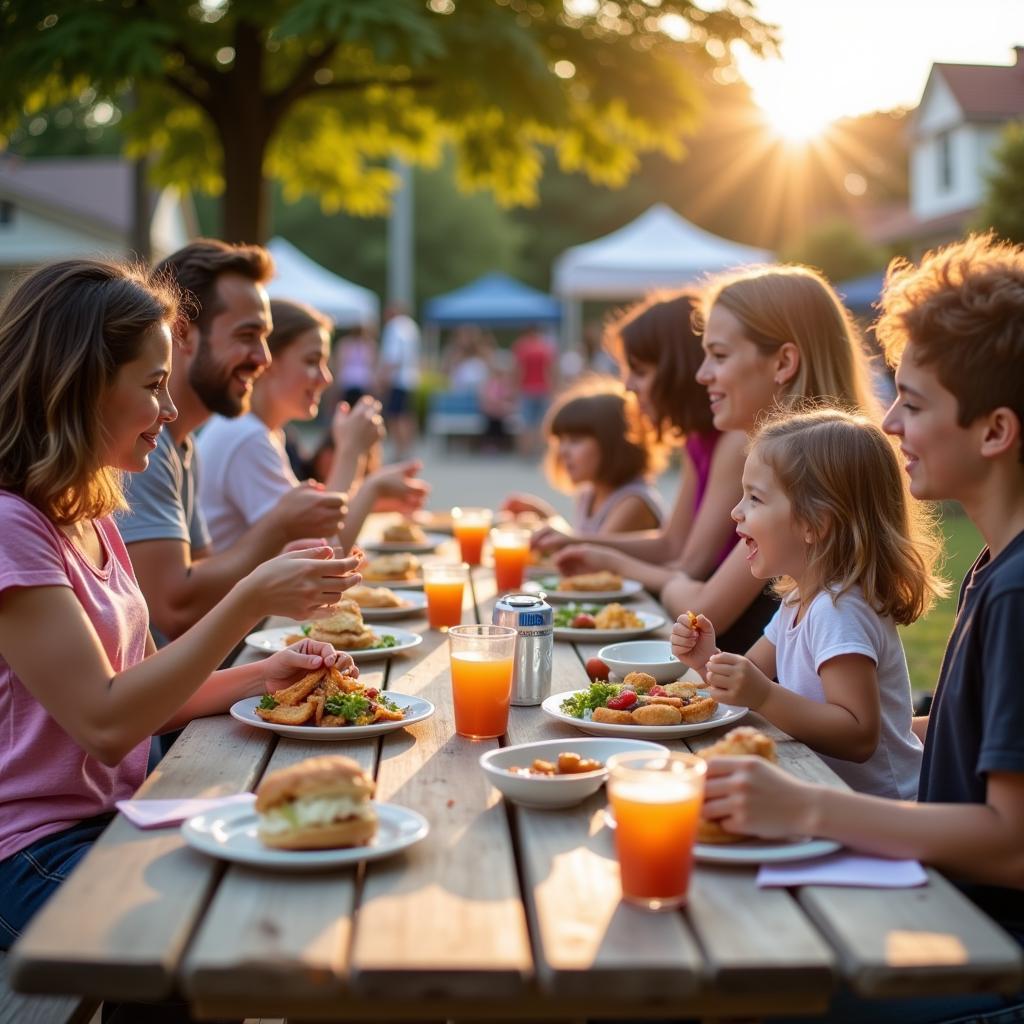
[
  {"xmin": 560, "ymin": 682, "xmax": 623, "ymax": 719},
  {"xmin": 374, "ymin": 634, "xmax": 398, "ymax": 649},
  {"xmin": 257, "ymin": 694, "xmax": 278, "ymax": 710},
  {"xmin": 553, "ymin": 603, "xmax": 600, "ymax": 627},
  {"xmin": 324, "ymin": 693, "xmax": 370, "ymax": 721}
]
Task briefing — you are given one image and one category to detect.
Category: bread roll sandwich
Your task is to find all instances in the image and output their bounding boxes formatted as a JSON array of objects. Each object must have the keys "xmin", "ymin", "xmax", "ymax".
[
  {"xmin": 255, "ymin": 755, "xmax": 377, "ymax": 850},
  {"xmin": 696, "ymin": 727, "xmax": 777, "ymax": 844}
]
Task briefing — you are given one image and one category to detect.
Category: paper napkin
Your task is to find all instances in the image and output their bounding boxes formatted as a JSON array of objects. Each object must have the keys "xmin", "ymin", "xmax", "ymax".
[
  {"xmin": 117, "ymin": 793, "xmax": 256, "ymax": 829},
  {"xmin": 757, "ymin": 851, "xmax": 928, "ymax": 888}
]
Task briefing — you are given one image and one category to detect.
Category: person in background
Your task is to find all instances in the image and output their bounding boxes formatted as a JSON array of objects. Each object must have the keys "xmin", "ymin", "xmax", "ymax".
[
  {"xmin": 695, "ymin": 234, "xmax": 1024, "ymax": 1024},
  {"xmin": 378, "ymin": 302, "xmax": 421, "ymax": 459},
  {"xmin": 674, "ymin": 408, "xmax": 942, "ymax": 799},
  {"xmin": 116, "ymin": 240, "xmax": 349, "ymax": 646},
  {"xmin": 503, "ymin": 379, "xmax": 665, "ymax": 536},
  {"xmin": 331, "ymin": 323, "xmax": 377, "ymax": 408},
  {"xmin": 512, "ymin": 323, "xmax": 557, "ymax": 456},
  {"xmin": 0, "ymin": 258, "xmax": 359, "ymax": 961},
  {"xmin": 198, "ymin": 298, "xmax": 428, "ymax": 552}
]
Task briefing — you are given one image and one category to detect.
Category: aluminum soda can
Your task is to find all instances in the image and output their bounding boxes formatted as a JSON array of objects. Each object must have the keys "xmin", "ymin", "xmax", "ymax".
[{"xmin": 492, "ymin": 594, "xmax": 553, "ymax": 706}]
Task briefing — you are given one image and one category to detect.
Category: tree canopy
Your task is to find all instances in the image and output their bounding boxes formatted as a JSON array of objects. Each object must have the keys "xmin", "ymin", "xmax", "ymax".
[
  {"xmin": 0, "ymin": 0, "xmax": 777, "ymax": 242},
  {"xmin": 977, "ymin": 121, "xmax": 1024, "ymax": 244}
]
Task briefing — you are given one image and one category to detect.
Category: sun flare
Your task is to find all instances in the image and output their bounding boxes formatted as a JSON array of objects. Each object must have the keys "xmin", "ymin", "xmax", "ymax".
[{"xmin": 759, "ymin": 98, "xmax": 834, "ymax": 144}]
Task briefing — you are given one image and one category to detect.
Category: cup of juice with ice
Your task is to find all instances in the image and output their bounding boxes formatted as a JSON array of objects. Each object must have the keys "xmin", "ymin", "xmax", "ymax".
[
  {"xmin": 606, "ymin": 751, "xmax": 706, "ymax": 911},
  {"xmin": 448, "ymin": 624, "xmax": 516, "ymax": 739},
  {"xmin": 451, "ymin": 506, "xmax": 493, "ymax": 566},
  {"xmin": 423, "ymin": 563, "xmax": 467, "ymax": 631},
  {"xmin": 490, "ymin": 527, "xmax": 531, "ymax": 592}
]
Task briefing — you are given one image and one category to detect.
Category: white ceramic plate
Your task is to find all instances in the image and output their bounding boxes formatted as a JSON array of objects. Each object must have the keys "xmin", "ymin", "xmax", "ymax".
[
  {"xmin": 355, "ymin": 590, "xmax": 428, "ymax": 621},
  {"xmin": 523, "ymin": 577, "xmax": 644, "ymax": 604},
  {"xmin": 553, "ymin": 609, "xmax": 664, "ymax": 643},
  {"xmin": 244, "ymin": 625, "xmax": 424, "ymax": 660},
  {"xmin": 181, "ymin": 801, "xmax": 429, "ymax": 871},
  {"xmin": 694, "ymin": 837, "xmax": 842, "ymax": 864},
  {"xmin": 541, "ymin": 690, "xmax": 747, "ymax": 739},
  {"xmin": 230, "ymin": 692, "xmax": 434, "ymax": 740},
  {"xmin": 361, "ymin": 532, "xmax": 447, "ymax": 555},
  {"xmin": 481, "ymin": 737, "xmax": 669, "ymax": 809}
]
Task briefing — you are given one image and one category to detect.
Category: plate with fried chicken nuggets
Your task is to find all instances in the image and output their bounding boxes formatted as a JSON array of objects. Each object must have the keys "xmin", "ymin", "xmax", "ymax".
[{"xmin": 230, "ymin": 665, "xmax": 434, "ymax": 740}]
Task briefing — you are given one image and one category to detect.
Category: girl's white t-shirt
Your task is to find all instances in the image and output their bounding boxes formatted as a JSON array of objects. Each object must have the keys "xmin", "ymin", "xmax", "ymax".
[
  {"xmin": 196, "ymin": 413, "xmax": 297, "ymax": 551},
  {"xmin": 764, "ymin": 587, "xmax": 923, "ymax": 800}
]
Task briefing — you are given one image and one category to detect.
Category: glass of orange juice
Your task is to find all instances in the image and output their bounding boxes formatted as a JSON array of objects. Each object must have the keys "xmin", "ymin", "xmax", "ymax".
[
  {"xmin": 490, "ymin": 527, "xmax": 531, "ymax": 592},
  {"xmin": 448, "ymin": 624, "xmax": 516, "ymax": 739},
  {"xmin": 606, "ymin": 752, "xmax": 707, "ymax": 911},
  {"xmin": 451, "ymin": 506, "xmax": 493, "ymax": 566},
  {"xmin": 423, "ymin": 563, "xmax": 468, "ymax": 631}
]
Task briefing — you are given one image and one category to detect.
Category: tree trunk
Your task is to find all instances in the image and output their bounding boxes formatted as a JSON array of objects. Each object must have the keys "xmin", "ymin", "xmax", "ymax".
[{"xmin": 217, "ymin": 20, "xmax": 270, "ymax": 244}]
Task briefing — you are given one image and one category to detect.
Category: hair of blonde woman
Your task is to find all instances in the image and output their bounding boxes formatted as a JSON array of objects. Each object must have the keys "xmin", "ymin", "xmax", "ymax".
[
  {"xmin": 542, "ymin": 378, "xmax": 665, "ymax": 494},
  {"xmin": 603, "ymin": 288, "xmax": 713, "ymax": 440},
  {"xmin": 876, "ymin": 233, "xmax": 1024, "ymax": 450},
  {"xmin": 0, "ymin": 259, "xmax": 178, "ymax": 525},
  {"xmin": 698, "ymin": 264, "xmax": 881, "ymax": 422},
  {"xmin": 751, "ymin": 407, "xmax": 946, "ymax": 626},
  {"xmin": 267, "ymin": 298, "xmax": 333, "ymax": 356}
]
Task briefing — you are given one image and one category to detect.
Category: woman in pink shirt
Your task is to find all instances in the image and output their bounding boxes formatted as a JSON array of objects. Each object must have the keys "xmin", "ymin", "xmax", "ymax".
[{"xmin": 0, "ymin": 260, "xmax": 361, "ymax": 949}]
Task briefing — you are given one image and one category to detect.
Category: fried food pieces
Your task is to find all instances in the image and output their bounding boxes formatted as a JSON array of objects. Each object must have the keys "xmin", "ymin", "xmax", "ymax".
[
  {"xmin": 696, "ymin": 727, "xmax": 778, "ymax": 844},
  {"xmin": 346, "ymin": 584, "xmax": 408, "ymax": 609},
  {"xmin": 382, "ymin": 519, "xmax": 427, "ymax": 544},
  {"xmin": 308, "ymin": 598, "xmax": 381, "ymax": 650},
  {"xmin": 558, "ymin": 570, "xmax": 623, "ymax": 592},
  {"xmin": 593, "ymin": 603, "xmax": 643, "ymax": 630},
  {"xmin": 362, "ymin": 553, "xmax": 420, "ymax": 581},
  {"xmin": 591, "ymin": 687, "xmax": 718, "ymax": 727}
]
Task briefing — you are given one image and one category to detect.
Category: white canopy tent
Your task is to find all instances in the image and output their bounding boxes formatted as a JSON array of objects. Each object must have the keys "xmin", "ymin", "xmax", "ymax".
[
  {"xmin": 552, "ymin": 204, "xmax": 772, "ymax": 345},
  {"xmin": 266, "ymin": 236, "xmax": 379, "ymax": 328}
]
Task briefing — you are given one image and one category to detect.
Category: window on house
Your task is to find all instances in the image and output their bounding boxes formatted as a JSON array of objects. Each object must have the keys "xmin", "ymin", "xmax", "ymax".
[
  {"xmin": 0, "ymin": 200, "xmax": 14, "ymax": 226},
  {"xmin": 937, "ymin": 132, "xmax": 953, "ymax": 192}
]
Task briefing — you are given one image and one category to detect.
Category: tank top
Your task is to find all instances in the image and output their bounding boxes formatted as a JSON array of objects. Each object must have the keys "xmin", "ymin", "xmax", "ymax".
[{"xmin": 573, "ymin": 479, "xmax": 666, "ymax": 534}]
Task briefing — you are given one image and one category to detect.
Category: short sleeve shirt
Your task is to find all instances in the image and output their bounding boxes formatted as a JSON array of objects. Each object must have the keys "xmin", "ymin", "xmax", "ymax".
[{"xmin": 918, "ymin": 530, "xmax": 1024, "ymax": 936}]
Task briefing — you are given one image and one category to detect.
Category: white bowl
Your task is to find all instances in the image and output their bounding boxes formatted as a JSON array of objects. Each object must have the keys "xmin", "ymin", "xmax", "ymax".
[
  {"xmin": 480, "ymin": 737, "xmax": 668, "ymax": 809},
  {"xmin": 598, "ymin": 639, "xmax": 692, "ymax": 685}
]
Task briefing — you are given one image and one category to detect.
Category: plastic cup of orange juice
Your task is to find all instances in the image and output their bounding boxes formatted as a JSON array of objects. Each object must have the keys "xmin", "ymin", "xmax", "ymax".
[
  {"xmin": 448, "ymin": 624, "xmax": 516, "ymax": 739},
  {"xmin": 490, "ymin": 527, "xmax": 531, "ymax": 592},
  {"xmin": 451, "ymin": 506, "xmax": 493, "ymax": 566},
  {"xmin": 423, "ymin": 563, "xmax": 468, "ymax": 631},
  {"xmin": 606, "ymin": 751, "xmax": 707, "ymax": 911}
]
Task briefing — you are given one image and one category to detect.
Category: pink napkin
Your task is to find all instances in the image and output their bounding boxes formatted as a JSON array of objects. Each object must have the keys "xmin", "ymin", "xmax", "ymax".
[
  {"xmin": 757, "ymin": 851, "xmax": 928, "ymax": 888},
  {"xmin": 116, "ymin": 793, "xmax": 255, "ymax": 829}
]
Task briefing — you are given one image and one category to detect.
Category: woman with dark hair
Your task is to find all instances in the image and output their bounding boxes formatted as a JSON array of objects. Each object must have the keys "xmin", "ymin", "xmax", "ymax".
[
  {"xmin": 531, "ymin": 289, "xmax": 747, "ymax": 587},
  {"xmin": 198, "ymin": 298, "xmax": 428, "ymax": 552},
  {"xmin": 0, "ymin": 260, "xmax": 359, "ymax": 949}
]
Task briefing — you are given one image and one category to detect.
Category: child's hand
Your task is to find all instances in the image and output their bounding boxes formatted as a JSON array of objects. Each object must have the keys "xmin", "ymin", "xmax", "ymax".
[
  {"xmin": 670, "ymin": 612, "xmax": 717, "ymax": 673},
  {"xmin": 554, "ymin": 544, "xmax": 615, "ymax": 574},
  {"xmin": 263, "ymin": 640, "xmax": 358, "ymax": 689},
  {"xmin": 502, "ymin": 493, "xmax": 553, "ymax": 519},
  {"xmin": 703, "ymin": 756, "xmax": 819, "ymax": 840},
  {"xmin": 530, "ymin": 524, "xmax": 571, "ymax": 553},
  {"xmin": 705, "ymin": 652, "xmax": 772, "ymax": 709},
  {"xmin": 331, "ymin": 396, "xmax": 386, "ymax": 454}
]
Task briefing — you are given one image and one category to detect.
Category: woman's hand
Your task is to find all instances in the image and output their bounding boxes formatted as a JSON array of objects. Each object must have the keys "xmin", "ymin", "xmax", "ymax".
[
  {"xmin": 670, "ymin": 612, "xmax": 718, "ymax": 674},
  {"xmin": 263, "ymin": 640, "xmax": 359, "ymax": 692},
  {"xmin": 331, "ymin": 395, "xmax": 386, "ymax": 455},
  {"xmin": 240, "ymin": 547, "xmax": 362, "ymax": 622},
  {"xmin": 554, "ymin": 543, "xmax": 616, "ymax": 574},
  {"xmin": 704, "ymin": 652, "xmax": 773, "ymax": 709},
  {"xmin": 530, "ymin": 524, "xmax": 572, "ymax": 554},
  {"xmin": 367, "ymin": 460, "xmax": 430, "ymax": 513},
  {"xmin": 703, "ymin": 756, "xmax": 821, "ymax": 840}
]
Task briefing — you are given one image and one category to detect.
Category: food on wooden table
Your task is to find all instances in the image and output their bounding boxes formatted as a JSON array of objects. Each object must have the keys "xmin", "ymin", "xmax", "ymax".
[
  {"xmin": 256, "ymin": 754, "xmax": 377, "ymax": 850},
  {"xmin": 308, "ymin": 598, "xmax": 381, "ymax": 649},
  {"xmin": 696, "ymin": 727, "xmax": 778, "ymax": 844},
  {"xmin": 557, "ymin": 570, "xmax": 624, "ymax": 593},
  {"xmin": 346, "ymin": 584, "xmax": 409, "ymax": 609},
  {"xmin": 507, "ymin": 752, "xmax": 604, "ymax": 776},
  {"xmin": 561, "ymin": 680, "xmax": 718, "ymax": 727},
  {"xmin": 594, "ymin": 603, "xmax": 643, "ymax": 630},
  {"xmin": 362, "ymin": 552, "xmax": 421, "ymax": 581},
  {"xmin": 585, "ymin": 657, "xmax": 610, "ymax": 681},
  {"xmin": 553, "ymin": 602, "xmax": 644, "ymax": 630},
  {"xmin": 382, "ymin": 519, "xmax": 427, "ymax": 544},
  {"xmin": 254, "ymin": 665, "xmax": 405, "ymax": 729},
  {"xmin": 662, "ymin": 680, "xmax": 700, "ymax": 700},
  {"xmin": 622, "ymin": 671, "xmax": 657, "ymax": 692},
  {"xmin": 686, "ymin": 609, "xmax": 699, "ymax": 630}
]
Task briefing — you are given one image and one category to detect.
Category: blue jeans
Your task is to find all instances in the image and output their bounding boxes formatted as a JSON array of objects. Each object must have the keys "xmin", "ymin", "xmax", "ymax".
[{"xmin": 0, "ymin": 812, "xmax": 112, "ymax": 950}]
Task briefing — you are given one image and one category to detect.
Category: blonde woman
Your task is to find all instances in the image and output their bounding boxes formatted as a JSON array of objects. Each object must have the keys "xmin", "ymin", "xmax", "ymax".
[
  {"xmin": 557, "ymin": 265, "xmax": 881, "ymax": 652},
  {"xmin": 0, "ymin": 260, "xmax": 359, "ymax": 946},
  {"xmin": 673, "ymin": 409, "xmax": 944, "ymax": 798}
]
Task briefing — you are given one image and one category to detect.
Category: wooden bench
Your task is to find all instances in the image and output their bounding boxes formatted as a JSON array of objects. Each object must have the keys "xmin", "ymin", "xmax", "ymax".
[{"xmin": 0, "ymin": 952, "xmax": 97, "ymax": 1024}]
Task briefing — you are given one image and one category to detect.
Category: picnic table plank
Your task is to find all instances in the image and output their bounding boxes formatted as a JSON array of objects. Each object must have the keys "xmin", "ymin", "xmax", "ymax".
[{"xmin": 9, "ymin": 716, "xmax": 272, "ymax": 1002}]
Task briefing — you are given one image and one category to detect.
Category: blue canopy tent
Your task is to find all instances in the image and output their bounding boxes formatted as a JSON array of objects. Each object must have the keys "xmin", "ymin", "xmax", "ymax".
[
  {"xmin": 836, "ymin": 270, "xmax": 886, "ymax": 314},
  {"xmin": 423, "ymin": 273, "xmax": 561, "ymax": 328}
]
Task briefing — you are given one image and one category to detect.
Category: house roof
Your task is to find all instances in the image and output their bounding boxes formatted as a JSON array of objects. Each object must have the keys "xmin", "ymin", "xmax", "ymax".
[
  {"xmin": 0, "ymin": 156, "xmax": 144, "ymax": 237},
  {"xmin": 933, "ymin": 49, "xmax": 1024, "ymax": 120}
]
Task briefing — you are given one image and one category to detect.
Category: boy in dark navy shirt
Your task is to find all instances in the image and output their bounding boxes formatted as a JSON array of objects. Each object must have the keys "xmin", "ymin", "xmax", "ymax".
[{"xmin": 699, "ymin": 234, "xmax": 1024, "ymax": 1022}]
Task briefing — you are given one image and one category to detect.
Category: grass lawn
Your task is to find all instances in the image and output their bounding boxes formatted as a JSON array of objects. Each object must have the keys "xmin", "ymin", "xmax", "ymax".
[{"xmin": 900, "ymin": 506, "xmax": 983, "ymax": 696}]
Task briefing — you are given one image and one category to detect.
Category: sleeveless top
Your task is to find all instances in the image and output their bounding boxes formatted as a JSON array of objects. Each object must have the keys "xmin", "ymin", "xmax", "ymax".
[{"xmin": 573, "ymin": 479, "xmax": 666, "ymax": 535}]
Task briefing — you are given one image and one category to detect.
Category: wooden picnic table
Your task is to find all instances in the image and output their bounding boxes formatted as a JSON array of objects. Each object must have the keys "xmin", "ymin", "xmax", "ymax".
[{"xmin": 9, "ymin": 535, "xmax": 1023, "ymax": 1021}]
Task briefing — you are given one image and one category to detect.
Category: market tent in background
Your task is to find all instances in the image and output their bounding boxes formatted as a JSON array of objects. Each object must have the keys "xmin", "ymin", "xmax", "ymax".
[
  {"xmin": 266, "ymin": 236, "xmax": 379, "ymax": 327},
  {"xmin": 836, "ymin": 269, "xmax": 886, "ymax": 314},
  {"xmin": 553, "ymin": 203, "xmax": 772, "ymax": 345},
  {"xmin": 424, "ymin": 272, "xmax": 561, "ymax": 328}
]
